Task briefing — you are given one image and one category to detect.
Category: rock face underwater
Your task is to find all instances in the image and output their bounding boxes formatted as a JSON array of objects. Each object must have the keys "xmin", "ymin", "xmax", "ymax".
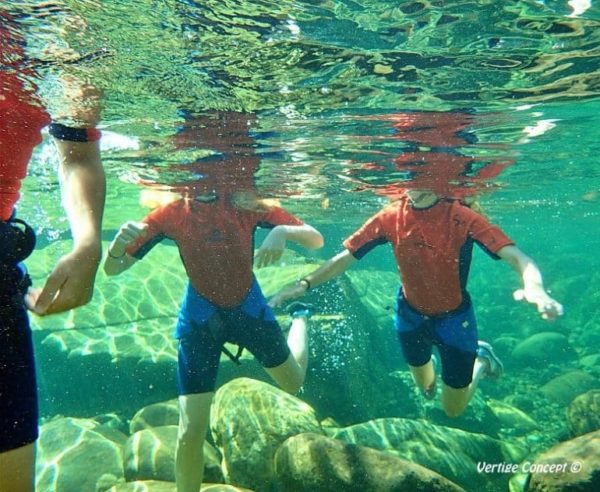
[
  {"xmin": 35, "ymin": 377, "xmax": 600, "ymax": 492},
  {"xmin": 30, "ymin": 247, "xmax": 600, "ymax": 491}
]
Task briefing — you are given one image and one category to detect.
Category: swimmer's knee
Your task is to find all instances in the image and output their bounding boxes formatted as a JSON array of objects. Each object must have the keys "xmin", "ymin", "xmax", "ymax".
[
  {"xmin": 278, "ymin": 374, "xmax": 304, "ymax": 394},
  {"xmin": 443, "ymin": 405, "xmax": 466, "ymax": 418}
]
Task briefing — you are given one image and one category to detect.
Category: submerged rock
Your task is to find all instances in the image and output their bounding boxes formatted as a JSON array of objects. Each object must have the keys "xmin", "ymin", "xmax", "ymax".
[
  {"xmin": 526, "ymin": 430, "xmax": 600, "ymax": 491},
  {"xmin": 123, "ymin": 425, "xmax": 223, "ymax": 484},
  {"xmin": 567, "ymin": 390, "xmax": 600, "ymax": 437},
  {"xmin": 129, "ymin": 399, "xmax": 179, "ymax": 433},
  {"xmin": 540, "ymin": 371, "xmax": 599, "ymax": 406},
  {"xmin": 510, "ymin": 332, "xmax": 577, "ymax": 367},
  {"xmin": 580, "ymin": 353, "xmax": 600, "ymax": 369},
  {"xmin": 425, "ymin": 393, "xmax": 503, "ymax": 436},
  {"xmin": 275, "ymin": 432, "xmax": 465, "ymax": 491},
  {"xmin": 210, "ymin": 377, "xmax": 321, "ymax": 491},
  {"xmin": 106, "ymin": 482, "xmax": 253, "ymax": 492},
  {"xmin": 333, "ymin": 417, "xmax": 524, "ymax": 490},
  {"xmin": 36, "ymin": 417, "xmax": 127, "ymax": 492},
  {"xmin": 107, "ymin": 481, "xmax": 177, "ymax": 492},
  {"xmin": 123, "ymin": 425, "xmax": 177, "ymax": 482},
  {"xmin": 487, "ymin": 399, "xmax": 539, "ymax": 435}
]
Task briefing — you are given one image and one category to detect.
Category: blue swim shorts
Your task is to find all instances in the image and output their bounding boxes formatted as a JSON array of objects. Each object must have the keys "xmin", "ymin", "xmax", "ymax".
[
  {"xmin": 176, "ymin": 278, "xmax": 290, "ymax": 394},
  {"xmin": 395, "ymin": 292, "xmax": 478, "ymax": 389}
]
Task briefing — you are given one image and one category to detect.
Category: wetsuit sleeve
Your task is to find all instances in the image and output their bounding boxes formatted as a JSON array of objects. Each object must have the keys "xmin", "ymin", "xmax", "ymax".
[
  {"xmin": 258, "ymin": 207, "xmax": 304, "ymax": 228},
  {"xmin": 49, "ymin": 123, "xmax": 102, "ymax": 142},
  {"xmin": 343, "ymin": 211, "xmax": 389, "ymax": 260},
  {"xmin": 124, "ymin": 208, "xmax": 168, "ymax": 259},
  {"xmin": 466, "ymin": 209, "xmax": 515, "ymax": 259}
]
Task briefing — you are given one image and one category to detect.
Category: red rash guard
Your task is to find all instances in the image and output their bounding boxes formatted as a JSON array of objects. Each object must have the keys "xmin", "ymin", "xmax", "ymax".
[
  {"xmin": 343, "ymin": 196, "xmax": 514, "ymax": 315},
  {"xmin": 1, "ymin": 17, "xmax": 101, "ymax": 221},
  {"xmin": 0, "ymin": 18, "xmax": 51, "ymax": 220},
  {"xmin": 126, "ymin": 198, "xmax": 303, "ymax": 307}
]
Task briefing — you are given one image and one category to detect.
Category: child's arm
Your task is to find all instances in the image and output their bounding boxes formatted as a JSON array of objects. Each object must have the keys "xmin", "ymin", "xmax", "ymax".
[
  {"xmin": 269, "ymin": 249, "xmax": 356, "ymax": 307},
  {"xmin": 497, "ymin": 245, "xmax": 563, "ymax": 321},
  {"xmin": 255, "ymin": 224, "xmax": 324, "ymax": 268},
  {"xmin": 103, "ymin": 221, "xmax": 148, "ymax": 276}
]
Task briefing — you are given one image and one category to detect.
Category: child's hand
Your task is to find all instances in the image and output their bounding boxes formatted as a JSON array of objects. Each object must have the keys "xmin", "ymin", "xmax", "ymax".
[
  {"xmin": 109, "ymin": 221, "xmax": 148, "ymax": 258},
  {"xmin": 269, "ymin": 282, "xmax": 307, "ymax": 308},
  {"xmin": 513, "ymin": 288, "xmax": 564, "ymax": 321},
  {"xmin": 255, "ymin": 226, "xmax": 286, "ymax": 268}
]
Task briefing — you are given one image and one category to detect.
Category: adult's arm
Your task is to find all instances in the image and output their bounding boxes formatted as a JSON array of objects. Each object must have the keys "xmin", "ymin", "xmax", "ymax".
[{"xmin": 26, "ymin": 138, "xmax": 106, "ymax": 315}]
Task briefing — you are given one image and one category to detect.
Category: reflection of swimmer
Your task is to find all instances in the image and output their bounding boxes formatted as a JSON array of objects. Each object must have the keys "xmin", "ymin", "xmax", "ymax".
[
  {"xmin": 0, "ymin": 10, "xmax": 105, "ymax": 492},
  {"xmin": 271, "ymin": 190, "xmax": 563, "ymax": 418},
  {"xmin": 345, "ymin": 110, "xmax": 513, "ymax": 202},
  {"xmin": 103, "ymin": 111, "xmax": 323, "ymax": 492}
]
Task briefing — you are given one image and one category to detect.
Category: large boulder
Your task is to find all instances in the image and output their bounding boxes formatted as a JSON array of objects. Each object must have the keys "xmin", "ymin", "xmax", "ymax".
[
  {"xmin": 567, "ymin": 390, "xmax": 600, "ymax": 437},
  {"xmin": 540, "ymin": 371, "xmax": 599, "ymax": 406},
  {"xmin": 526, "ymin": 430, "xmax": 600, "ymax": 491},
  {"xmin": 510, "ymin": 332, "xmax": 577, "ymax": 368},
  {"xmin": 580, "ymin": 353, "xmax": 600, "ymax": 370},
  {"xmin": 424, "ymin": 393, "xmax": 503, "ymax": 436},
  {"xmin": 107, "ymin": 481, "xmax": 177, "ymax": 492},
  {"xmin": 123, "ymin": 425, "xmax": 223, "ymax": 483},
  {"xmin": 487, "ymin": 399, "xmax": 539, "ymax": 436},
  {"xmin": 275, "ymin": 433, "xmax": 465, "ymax": 491},
  {"xmin": 36, "ymin": 417, "xmax": 127, "ymax": 492},
  {"xmin": 210, "ymin": 378, "xmax": 322, "ymax": 491},
  {"xmin": 129, "ymin": 399, "xmax": 179, "ymax": 434},
  {"xmin": 106, "ymin": 482, "xmax": 253, "ymax": 492},
  {"xmin": 259, "ymin": 266, "xmax": 418, "ymax": 425},
  {"xmin": 333, "ymin": 417, "xmax": 525, "ymax": 490}
]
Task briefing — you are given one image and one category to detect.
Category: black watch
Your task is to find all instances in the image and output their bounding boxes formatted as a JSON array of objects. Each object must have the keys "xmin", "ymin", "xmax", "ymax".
[{"xmin": 297, "ymin": 278, "xmax": 311, "ymax": 291}]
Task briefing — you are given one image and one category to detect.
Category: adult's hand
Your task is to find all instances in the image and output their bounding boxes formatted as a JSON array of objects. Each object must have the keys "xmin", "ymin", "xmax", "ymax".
[{"xmin": 25, "ymin": 245, "xmax": 101, "ymax": 315}]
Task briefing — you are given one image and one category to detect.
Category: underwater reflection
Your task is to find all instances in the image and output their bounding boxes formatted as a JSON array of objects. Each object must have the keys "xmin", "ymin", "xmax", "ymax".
[{"xmin": 342, "ymin": 110, "xmax": 514, "ymax": 203}]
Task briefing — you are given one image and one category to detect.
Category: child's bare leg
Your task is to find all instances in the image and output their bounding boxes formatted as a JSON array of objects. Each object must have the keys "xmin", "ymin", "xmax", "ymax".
[
  {"xmin": 265, "ymin": 302, "xmax": 314, "ymax": 393},
  {"xmin": 175, "ymin": 392, "xmax": 213, "ymax": 492}
]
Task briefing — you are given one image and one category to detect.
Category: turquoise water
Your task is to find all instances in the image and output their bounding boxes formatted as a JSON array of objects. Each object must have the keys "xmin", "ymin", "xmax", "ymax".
[{"xmin": 7, "ymin": 1, "xmax": 600, "ymax": 491}]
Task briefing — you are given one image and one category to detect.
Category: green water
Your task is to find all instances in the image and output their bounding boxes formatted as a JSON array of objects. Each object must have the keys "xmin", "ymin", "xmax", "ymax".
[{"xmin": 8, "ymin": 1, "xmax": 600, "ymax": 491}]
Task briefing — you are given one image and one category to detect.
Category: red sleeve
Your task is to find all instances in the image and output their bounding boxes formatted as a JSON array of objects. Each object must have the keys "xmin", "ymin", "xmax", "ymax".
[
  {"xmin": 260, "ymin": 207, "xmax": 303, "ymax": 227},
  {"xmin": 464, "ymin": 208, "xmax": 515, "ymax": 257},
  {"xmin": 343, "ymin": 210, "xmax": 389, "ymax": 259},
  {"xmin": 124, "ymin": 206, "xmax": 168, "ymax": 258}
]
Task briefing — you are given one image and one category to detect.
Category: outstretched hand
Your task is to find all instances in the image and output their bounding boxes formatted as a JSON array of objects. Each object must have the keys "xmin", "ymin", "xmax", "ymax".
[
  {"xmin": 25, "ymin": 245, "xmax": 101, "ymax": 315},
  {"xmin": 255, "ymin": 227, "xmax": 286, "ymax": 268},
  {"xmin": 513, "ymin": 288, "xmax": 564, "ymax": 321},
  {"xmin": 268, "ymin": 282, "xmax": 307, "ymax": 308},
  {"xmin": 109, "ymin": 221, "xmax": 148, "ymax": 257}
]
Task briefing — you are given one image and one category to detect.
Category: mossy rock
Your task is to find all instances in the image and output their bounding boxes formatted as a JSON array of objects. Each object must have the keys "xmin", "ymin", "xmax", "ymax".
[
  {"xmin": 510, "ymin": 332, "xmax": 577, "ymax": 368},
  {"xmin": 275, "ymin": 432, "xmax": 465, "ymax": 491},
  {"xmin": 540, "ymin": 371, "xmax": 599, "ymax": 406},
  {"xmin": 567, "ymin": 390, "xmax": 600, "ymax": 437}
]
